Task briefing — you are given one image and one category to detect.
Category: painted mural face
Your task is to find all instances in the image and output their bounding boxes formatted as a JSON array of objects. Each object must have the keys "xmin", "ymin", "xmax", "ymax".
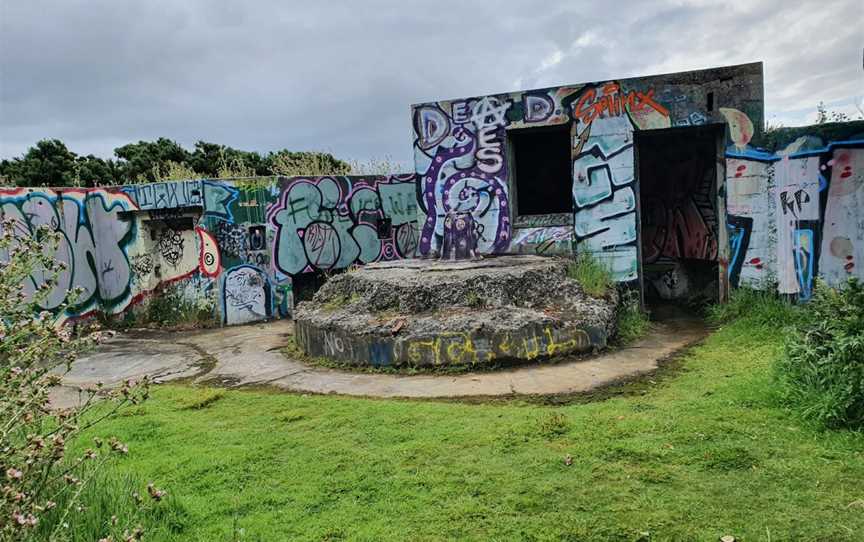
[
  {"xmin": 221, "ymin": 265, "xmax": 272, "ymax": 326},
  {"xmin": 821, "ymin": 148, "xmax": 863, "ymax": 284},
  {"xmin": 413, "ymin": 96, "xmax": 513, "ymax": 256},
  {"xmin": 570, "ymin": 82, "xmax": 665, "ymax": 282},
  {"xmin": 726, "ymin": 158, "xmax": 774, "ymax": 287}
]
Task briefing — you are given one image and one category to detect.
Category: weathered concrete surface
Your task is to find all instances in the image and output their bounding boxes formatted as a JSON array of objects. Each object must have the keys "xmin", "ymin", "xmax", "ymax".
[
  {"xmin": 50, "ymin": 316, "xmax": 706, "ymax": 408},
  {"xmin": 294, "ymin": 256, "xmax": 618, "ymax": 367}
]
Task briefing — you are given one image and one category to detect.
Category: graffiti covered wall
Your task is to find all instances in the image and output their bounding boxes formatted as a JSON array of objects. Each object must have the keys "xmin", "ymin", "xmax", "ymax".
[
  {"xmin": 725, "ymin": 122, "xmax": 864, "ymax": 299},
  {"xmin": 3, "ymin": 62, "xmax": 859, "ymax": 328},
  {"xmin": 412, "ymin": 62, "xmax": 764, "ymax": 282},
  {"xmin": 267, "ymin": 175, "xmax": 419, "ymax": 276},
  {"xmin": 0, "ymin": 175, "xmax": 419, "ymax": 326},
  {"xmin": 0, "ymin": 187, "xmax": 138, "ymax": 318}
]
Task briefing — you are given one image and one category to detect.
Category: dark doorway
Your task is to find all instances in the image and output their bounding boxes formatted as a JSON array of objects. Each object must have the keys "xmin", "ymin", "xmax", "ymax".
[
  {"xmin": 636, "ymin": 125, "xmax": 723, "ymax": 308},
  {"xmin": 509, "ymin": 125, "xmax": 573, "ymax": 216}
]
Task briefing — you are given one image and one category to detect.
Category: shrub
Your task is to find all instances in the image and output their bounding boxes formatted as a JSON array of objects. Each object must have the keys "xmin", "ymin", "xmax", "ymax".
[
  {"xmin": 776, "ymin": 278, "xmax": 864, "ymax": 429},
  {"xmin": 567, "ymin": 253, "xmax": 613, "ymax": 297},
  {"xmin": 141, "ymin": 285, "xmax": 216, "ymax": 329},
  {"xmin": 0, "ymin": 218, "xmax": 160, "ymax": 541}
]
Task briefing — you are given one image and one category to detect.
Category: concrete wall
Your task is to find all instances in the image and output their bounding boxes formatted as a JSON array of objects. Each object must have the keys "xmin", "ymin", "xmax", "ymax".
[
  {"xmin": 0, "ymin": 175, "xmax": 420, "ymax": 326},
  {"xmin": 411, "ymin": 62, "xmax": 764, "ymax": 283},
  {"xmin": 725, "ymin": 121, "xmax": 864, "ymax": 299}
]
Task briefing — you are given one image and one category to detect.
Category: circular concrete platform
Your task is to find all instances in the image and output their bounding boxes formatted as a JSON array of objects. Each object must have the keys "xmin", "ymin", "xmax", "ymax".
[
  {"xmin": 53, "ymin": 317, "xmax": 708, "ymax": 408},
  {"xmin": 294, "ymin": 255, "xmax": 619, "ymax": 368}
]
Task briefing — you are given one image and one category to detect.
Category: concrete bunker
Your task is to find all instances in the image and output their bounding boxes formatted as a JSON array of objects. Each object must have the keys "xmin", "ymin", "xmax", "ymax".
[{"xmin": 5, "ymin": 62, "xmax": 863, "ymax": 337}]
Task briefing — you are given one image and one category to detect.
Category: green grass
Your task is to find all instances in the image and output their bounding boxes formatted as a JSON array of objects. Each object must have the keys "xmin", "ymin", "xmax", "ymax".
[
  {"xmin": 707, "ymin": 286, "xmax": 803, "ymax": 331},
  {"xmin": 567, "ymin": 253, "xmax": 613, "ymax": 297},
  {"xmin": 614, "ymin": 291, "xmax": 651, "ymax": 346},
  {"xmin": 73, "ymin": 313, "xmax": 864, "ymax": 541}
]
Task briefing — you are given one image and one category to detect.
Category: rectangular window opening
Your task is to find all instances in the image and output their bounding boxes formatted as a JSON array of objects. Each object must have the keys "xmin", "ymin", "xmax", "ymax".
[{"xmin": 509, "ymin": 124, "xmax": 573, "ymax": 216}]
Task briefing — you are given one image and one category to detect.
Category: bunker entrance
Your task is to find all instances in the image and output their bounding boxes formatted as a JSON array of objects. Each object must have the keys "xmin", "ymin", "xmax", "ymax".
[{"xmin": 636, "ymin": 125, "xmax": 724, "ymax": 307}]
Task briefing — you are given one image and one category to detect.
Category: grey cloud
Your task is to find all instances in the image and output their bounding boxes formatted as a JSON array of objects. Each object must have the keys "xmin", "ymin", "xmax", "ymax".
[{"xmin": 1, "ymin": 0, "xmax": 861, "ymax": 166}]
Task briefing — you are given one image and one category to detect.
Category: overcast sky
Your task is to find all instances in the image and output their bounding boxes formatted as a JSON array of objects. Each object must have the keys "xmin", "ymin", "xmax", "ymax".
[{"xmin": 1, "ymin": 0, "xmax": 861, "ymax": 168}]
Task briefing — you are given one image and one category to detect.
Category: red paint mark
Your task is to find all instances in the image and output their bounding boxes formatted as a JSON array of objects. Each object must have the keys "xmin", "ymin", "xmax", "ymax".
[
  {"xmin": 840, "ymin": 166, "xmax": 853, "ymax": 179},
  {"xmin": 747, "ymin": 257, "xmax": 763, "ymax": 270},
  {"xmin": 734, "ymin": 172, "xmax": 742, "ymax": 178},
  {"xmin": 737, "ymin": 165, "xmax": 746, "ymax": 171},
  {"xmin": 845, "ymin": 262, "xmax": 855, "ymax": 272},
  {"xmin": 846, "ymin": 255, "xmax": 854, "ymax": 260}
]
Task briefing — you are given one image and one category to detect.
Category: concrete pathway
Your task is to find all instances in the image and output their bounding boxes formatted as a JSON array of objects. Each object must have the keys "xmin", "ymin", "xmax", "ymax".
[{"xmin": 52, "ymin": 316, "xmax": 707, "ymax": 408}]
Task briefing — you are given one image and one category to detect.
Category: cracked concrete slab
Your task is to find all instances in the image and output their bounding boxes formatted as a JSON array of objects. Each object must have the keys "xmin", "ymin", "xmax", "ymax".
[{"xmin": 51, "ymin": 316, "xmax": 706, "ymax": 408}]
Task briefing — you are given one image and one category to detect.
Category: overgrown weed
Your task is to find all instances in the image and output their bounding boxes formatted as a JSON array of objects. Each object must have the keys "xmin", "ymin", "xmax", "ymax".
[
  {"xmin": 614, "ymin": 290, "xmax": 650, "ymax": 346},
  {"xmin": 567, "ymin": 252, "xmax": 613, "ymax": 297},
  {"xmin": 776, "ymin": 278, "xmax": 864, "ymax": 429},
  {"xmin": 707, "ymin": 286, "xmax": 802, "ymax": 332}
]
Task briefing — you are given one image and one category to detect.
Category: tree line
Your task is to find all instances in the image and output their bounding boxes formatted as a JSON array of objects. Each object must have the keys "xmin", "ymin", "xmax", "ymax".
[{"xmin": 0, "ymin": 138, "xmax": 352, "ymax": 187}]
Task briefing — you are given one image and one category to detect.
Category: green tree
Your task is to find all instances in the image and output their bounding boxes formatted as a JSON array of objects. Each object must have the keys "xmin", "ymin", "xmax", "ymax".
[
  {"xmin": 188, "ymin": 141, "xmax": 268, "ymax": 177},
  {"xmin": 75, "ymin": 154, "xmax": 123, "ymax": 187},
  {"xmin": 815, "ymin": 101, "xmax": 864, "ymax": 124},
  {"xmin": 113, "ymin": 138, "xmax": 190, "ymax": 183},
  {"xmin": 1, "ymin": 138, "xmax": 355, "ymax": 186},
  {"xmin": 0, "ymin": 140, "xmax": 79, "ymax": 187}
]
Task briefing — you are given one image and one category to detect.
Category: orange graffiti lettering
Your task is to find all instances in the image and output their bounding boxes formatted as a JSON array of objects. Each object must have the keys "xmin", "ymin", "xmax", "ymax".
[{"xmin": 574, "ymin": 85, "xmax": 669, "ymax": 127}]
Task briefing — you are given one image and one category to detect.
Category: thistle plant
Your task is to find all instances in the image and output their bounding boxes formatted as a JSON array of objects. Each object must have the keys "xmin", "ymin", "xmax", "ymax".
[{"xmin": 0, "ymin": 218, "xmax": 158, "ymax": 541}]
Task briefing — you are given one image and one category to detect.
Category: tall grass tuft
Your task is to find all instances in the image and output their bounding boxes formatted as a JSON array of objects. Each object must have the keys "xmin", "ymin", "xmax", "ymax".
[
  {"xmin": 707, "ymin": 286, "xmax": 802, "ymax": 334},
  {"xmin": 269, "ymin": 152, "xmax": 351, "ymax": 177},
  {"xmin": 567, "ymin": 252, "xmax": 613, "ymax": 297},
  {"xmin": 776, "ymin": 278, "xmax": 864, "ymax": 429},
  {"xmin": 348, "ymin": 156, "xmax": 406, "ymax": 175},
  {"xmin": 32, "ymin": 472, "xmax": 189, "ymax": 542},
  {"xmin": 615, "ymin": 290, "xmax": 651, "ymax": 345}
]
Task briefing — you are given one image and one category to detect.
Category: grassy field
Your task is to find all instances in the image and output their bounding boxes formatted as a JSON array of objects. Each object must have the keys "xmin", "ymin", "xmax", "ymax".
[{"xmin": 71, "ymin": 313, "xmax": 864, "ymax": 541}]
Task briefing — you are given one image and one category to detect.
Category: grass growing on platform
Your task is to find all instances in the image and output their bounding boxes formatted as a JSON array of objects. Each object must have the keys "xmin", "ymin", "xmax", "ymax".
[
  {"xmin": 75, "ymin": 308, "xmax": 864, "ymax": 541},
  {"xmin": 567, "ymin": 253, "xmax": 613, "ymax": 297}
]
